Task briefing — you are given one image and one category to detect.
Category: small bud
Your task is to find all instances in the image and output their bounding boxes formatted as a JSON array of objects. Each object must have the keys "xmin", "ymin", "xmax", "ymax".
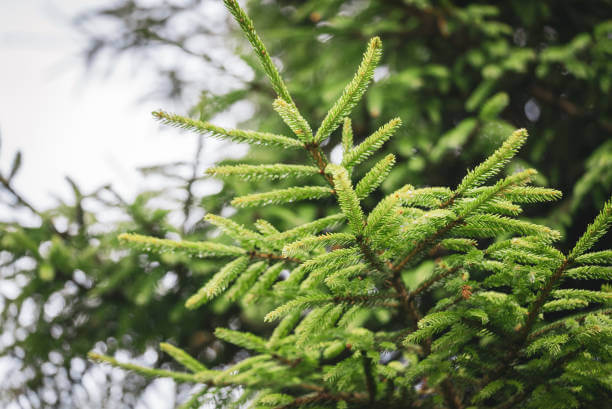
[
  {"xmin": 310, "ymin": 12, "xmax": 322, "ymax": 23},
  {"xmin": 461, "ymin": 284, "xmax": 472, "ymax": 299}
]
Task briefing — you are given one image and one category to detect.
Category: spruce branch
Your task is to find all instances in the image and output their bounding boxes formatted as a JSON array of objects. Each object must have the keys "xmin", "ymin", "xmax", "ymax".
[
  {"xmin": 314, "ymin": 37, "xmax": 383, "ymax": 143},
  {"xmin": 118, "ymin": 233, "xmax": 246, "ymax": 257},
  {"xmin": 391, "ymin": 169, "xmax": 538, "ymax": 276},
  {"xmin": 326, "ymin": 164, "xmax": 365, "ymax": 234},
  {"xmin": 341, "ymin": 117, "xmax": 402, "ymax": 169},
  {"xmin": 355, "ymin": 154, "xmax": 396, "ymax": 199},
  {"xmin": 568, "ymin": 197, "xmax": 612, "ymax": 260},
  {"xmin": 266, "ymin": 213, "xmax": 345, "ymax": 244},
  {"xmin": 465, "ymin": 186, "xmax": 563, "ymax": 203},
  {"xmin": 206, "ymin": 164, "xmax": 320, "ymax": 180},
  {"xmin": 153, "ymin": 110, "xmax": 303, "ymax": 148},
  {"xmin": 248, "ymin": 251, "xmax": 302, "ymax": 264},
  {"xmin": 204, "ymin": 213, "xmax": 262, "ymax": 244},
  {"xmin": 88, "ymin": 352, "xmax": 204, "ymax": 383},
  {"xmin": 226, "ymin": 261, "xmax": 268, "ymax": 301},
  {"xmin": 273, "ymin": 98, "xmax": 313, "ymax": 142},
  {"xmin": 479, "ymin": 198, "xmax": 611, "ymax": 393},
  {"xmin": 523, "ymin": 197, "xmax": 611, "ymax": 338},
  {"xmin": 185, "ymin": 256, "xmax": 249, "ymax": 309},
  {"xmin": 264, "ymin": 292, "xmax": 398, "ymax": 322},
  {"xmin": 342, "ymin": 117, "xmax": 354, "ymax": 154},
  {"xmin": 282, "ymin": 233, "xmax": 356, "ymax": 257},
  {"xmin": 231, "ymin": 186, "xmax": 334, "ymax": 208},
  {"xmin": 222, "ymin": 0, "xmax": 294, "ymax": 105},
  {"xmin": 574, "ymin": 249, "xmax": 612, "ymax": 265},
  {"xmin": 160, "ymin": 343, "xmax": 207, "ymax": 373},
  {"xmin": 453, "ymin": 128, "xmax": 528, "ymax": 197},
  {"xmin": 244, "ymin": 262, "xmax": 286, "ymax": 303},
  {"xmin": 526, "ymin": 308, "xmax": 612, "ymax": 341},
  {"xmin": 255, "ymin": 219, "xmax": 280, "ymax": 235},
  {"xmin": 92, "ymin": 4, "xmax": 612, "ymax": 406}
]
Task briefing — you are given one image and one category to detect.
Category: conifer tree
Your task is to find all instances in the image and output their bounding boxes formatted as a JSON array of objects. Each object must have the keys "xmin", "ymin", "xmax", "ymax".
[{"xmin": 89, "ymin": 2, "xmax": 612, "ymax": 408}]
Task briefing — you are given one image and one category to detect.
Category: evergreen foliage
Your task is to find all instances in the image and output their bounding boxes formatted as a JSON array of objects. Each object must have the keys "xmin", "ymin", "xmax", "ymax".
[
  {"xmin": 76, "ymin": 0, "xmax": 612, "ymax": 246},
  {"xmin": 89, "ymin": 3, "xmax": 612, "ymax": 408}
]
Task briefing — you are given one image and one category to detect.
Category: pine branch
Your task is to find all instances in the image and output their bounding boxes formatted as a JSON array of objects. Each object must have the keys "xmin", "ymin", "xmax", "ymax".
[
  {"xmin": 273, "ymin": 98, "xmax": 313, "ymax": 142},
  {"xmin": 341, "ymin": 118, "xmax": 402, "ymax": 169},
  {"xmin": 479, "ymin": 197, "xmax": 612, "ymax": 392},
  {"xmin": 223, "ymin": 0, "xmax": 294, "ymax": 105},
  {"xmin": 342, "ymin": 117, "xmax": 354, "ymax": 154},
  {"xmin": 206, "ymin": 164, "xmax": 320, "ymax": 180},
  {"xmin": 231, "ymin": 186, "xmax": 334, "ymax": 208},
  {"xmin": 249, "ymin": 250, "xmax": 302, "ymax": 264},
  {"xmin": 453, "ymin": 128, "xmax": 528, "ymax": 197},
  {"xmin": 118, "ymin": 233, "xmax": 246, "ymax": 258},
  {"xmin": 326, "ymin": 164, "xmax": 365, "ymax": 234},
  {"xmin": 89, "ymin": 352, "xmax": 203, "ymax": 383},
  {"xmin": 523, "ymin": 197, "xmax": 611, "ymax": 338},
  {"xmin": 314, "ymin": 37, "xmax": 383, "ymax": 143},
  {"xmin": 355, "ymin": 154, "xmax": 396, "ymax": 199},
  {"xmin": 185, "ymin": 256, "xmax": 249, "ymax": 309},
  {"xmin": 160, "ymin": 343, "xmax": 207, "ymax": 373},
  {"xmin": 153, "ymin": 110, "xmax": 303, "ymax": 148}
]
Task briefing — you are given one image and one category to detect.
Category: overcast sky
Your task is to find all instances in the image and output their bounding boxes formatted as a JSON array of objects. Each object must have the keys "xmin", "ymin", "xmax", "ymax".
[{"xmin": 0, "ymin": 0, "xmax": 246, "ymax": 215}]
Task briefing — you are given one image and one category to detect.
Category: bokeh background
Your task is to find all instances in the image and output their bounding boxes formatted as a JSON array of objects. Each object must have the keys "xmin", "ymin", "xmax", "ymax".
[{"xmin": 1, "ymin": 0, "xmax": 610, "ymax": 408}]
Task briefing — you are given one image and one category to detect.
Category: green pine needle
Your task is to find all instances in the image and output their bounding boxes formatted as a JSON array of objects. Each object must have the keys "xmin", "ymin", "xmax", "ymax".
[
  {"xmin": 160, "ymin": 343, "xmax": 207, "ymax": 373},
  {"xmin": 222, "ymin": 0, "xmax": 294, "ymax": 105},
  {"xmin": 342, "ymin": 117, "xmax": 354, "ymax": 154},
  {"xmin": 455, "ymin": 128, "xmax": 528, "ymax": 195},
  {"xmin": 273, "ymin": 98, "xmax": 313, "ymax": 142},
  {"xmin": 206, "ymin": 163, "xmax": 320, "ymax": 180},
  {"xmin": 314, "ymin": 37, "xmax": 383, "ymax": 143},
  {"xmin": 231, "ymin": 186, "xmax": 333, "ymax": 208},
  {"xmin": 118, "ymin": 233, "xmax": 246, "ymax": 258},
  {"xmin": 355, "ymin": 154, "xmax": 396, "ymax": 199},
  {"xmin": 185, "ymin": 256, "xmax": 249, "ymax": 309},
  {"xmin": 153, "ymin": 110, "xmax": 302, "ymax": 148},
  {"xmin": 282, "ymin": 233, "xmax": 356, "ymax": 257},
  {"xmin": 265, "ymin": 213, "xmax": 346, "ymax": 244},
  {"xmin": 569, "ymin": 197, "xmax": 612, "ymax": 260},
  {"xmin": 326, "ymin": 164, "xmax": 365, "ymax": 234},
  {"xmin": 204, "ymin": 214, "xmax": 261, "ymax": 244},
  {"xmin": 341, "ymin": 117, "xmax": 402, "ymax": 169},
  {"xmin": 88, "ymin": 352, "xmax": 202, "ymax": 383}
]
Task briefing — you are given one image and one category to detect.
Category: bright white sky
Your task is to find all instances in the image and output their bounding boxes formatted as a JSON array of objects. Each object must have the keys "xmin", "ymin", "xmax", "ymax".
[{"xmin": 0, "ymin": 0, "xmax": 244, "ymax": 213}]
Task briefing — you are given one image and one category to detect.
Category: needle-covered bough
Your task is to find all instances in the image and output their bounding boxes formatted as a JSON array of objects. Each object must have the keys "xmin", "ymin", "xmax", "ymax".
[{"xmin": 90, "ymin": 1, "xmax": 612, "ymax": 408}]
